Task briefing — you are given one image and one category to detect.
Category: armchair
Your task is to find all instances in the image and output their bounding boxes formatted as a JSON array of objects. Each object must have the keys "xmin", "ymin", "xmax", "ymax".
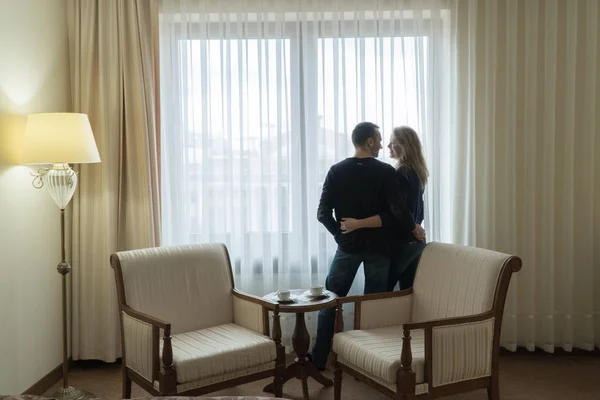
[
  {"xmin": 110, "ymin": 243, "xmax": 286, "ymax": 398},
  {"xmin": 331, "ymin": 242, "xmax": 522, "ymax": 400}
]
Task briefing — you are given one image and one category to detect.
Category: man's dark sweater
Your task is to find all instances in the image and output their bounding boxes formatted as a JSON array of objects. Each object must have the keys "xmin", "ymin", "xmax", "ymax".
[{"xmin": 317, "ymin": 157, "xmax": 416, "ymax": 255}]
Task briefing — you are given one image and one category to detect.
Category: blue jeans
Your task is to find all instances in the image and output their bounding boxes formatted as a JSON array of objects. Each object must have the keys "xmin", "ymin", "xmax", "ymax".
[
  {"xmin": 311, "ymin": 249, "xmax": 390, "ymax": 369},
  {"xmin": 387, "ymin": 241, "xmax": 426, "ymax": 291}
]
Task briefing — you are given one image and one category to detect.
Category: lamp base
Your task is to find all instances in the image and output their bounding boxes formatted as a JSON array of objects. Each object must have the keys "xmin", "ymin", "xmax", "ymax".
[{"xmin": 51, "ymin": 386, "xmax": 94, "ymax": 400}]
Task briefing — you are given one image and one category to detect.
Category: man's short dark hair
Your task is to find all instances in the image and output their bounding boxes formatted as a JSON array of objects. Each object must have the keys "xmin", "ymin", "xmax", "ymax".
[{"xmin": 351, "ymin": 122, "xmax": 380, "ymax": 147}]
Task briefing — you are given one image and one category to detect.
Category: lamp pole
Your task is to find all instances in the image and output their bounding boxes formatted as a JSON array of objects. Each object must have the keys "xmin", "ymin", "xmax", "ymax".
[
  {"xmin": 57, "ymin": 208, "xmax": 71, "ymax": 393},
  {"xmin": 32, "ymin": 164, "xmax": 91, "ymax": 400}
]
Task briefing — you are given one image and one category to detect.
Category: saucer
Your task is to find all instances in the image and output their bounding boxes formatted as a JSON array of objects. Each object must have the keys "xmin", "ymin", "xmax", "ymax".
[
  {"xmin": 303, "ymin": 290, "xmax": 330, "ymax": 299},
  {"xmin": 272, "ymin": 294, "xmax": 297, "ymax": 303}
]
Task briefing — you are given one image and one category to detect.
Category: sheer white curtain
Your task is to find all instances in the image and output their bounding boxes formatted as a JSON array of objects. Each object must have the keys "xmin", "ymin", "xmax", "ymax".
[
  {"xmin": 158, "ymin": 0, "xmax": 456, "ymax": 347},
  {"xmin": 457, "ymin": 0, "xmax": 600, "ymax": 352}
]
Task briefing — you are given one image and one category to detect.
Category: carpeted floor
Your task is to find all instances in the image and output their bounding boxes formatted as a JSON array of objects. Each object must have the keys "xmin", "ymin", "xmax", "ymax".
[{"xmin": 44, "ymin": 354, "xmax": 600, "ymax": 400}]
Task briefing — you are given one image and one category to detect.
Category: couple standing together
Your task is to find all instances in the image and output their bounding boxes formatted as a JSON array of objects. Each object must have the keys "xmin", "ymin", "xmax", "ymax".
[{"xmin": 310, "ymin": 121, "xmax": 429, "ymax": 371}]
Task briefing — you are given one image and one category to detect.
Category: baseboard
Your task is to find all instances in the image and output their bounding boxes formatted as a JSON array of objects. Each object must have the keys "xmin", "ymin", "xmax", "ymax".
[
  {"xmin": 22, "ymin": 358, "xmax": 73, "ymax": 396},
  {"xmin": 500, "ymin": 346, "xmax": 600, "ymax": 356}
]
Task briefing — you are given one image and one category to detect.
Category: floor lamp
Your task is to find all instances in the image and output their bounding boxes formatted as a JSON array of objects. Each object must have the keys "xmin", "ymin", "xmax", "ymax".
[{"xmin": 21, "ymin": 113, "xmax": 101, "ymax": 400}]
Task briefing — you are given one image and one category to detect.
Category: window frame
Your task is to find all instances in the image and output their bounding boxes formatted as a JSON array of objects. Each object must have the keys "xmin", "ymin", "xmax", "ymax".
[{"xmin": 160, "ymin": 14, "xmax": 445, "ymax": 237}]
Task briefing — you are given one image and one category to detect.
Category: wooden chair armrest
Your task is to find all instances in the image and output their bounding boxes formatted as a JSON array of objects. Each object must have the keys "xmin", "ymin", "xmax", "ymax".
[
  {"xmin": 122, "ymin": 304, "xmax": 170, "ymax": 330},
  {"xmin": 336, "ymin": 288, "xmax": 413, "ymax": 305},
  {"xmin": 233, "ymin": 288, "xmax": 279, "ymax": 311},
  {"xmin": 403, "ymin": 310, "xmax": 494, "ymax": 331}
]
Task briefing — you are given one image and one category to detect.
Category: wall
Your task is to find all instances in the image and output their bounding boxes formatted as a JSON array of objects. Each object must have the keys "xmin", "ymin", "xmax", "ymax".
[{"xmin": 0, "ymin": 0, "xmax": 71, "ymax": 394}]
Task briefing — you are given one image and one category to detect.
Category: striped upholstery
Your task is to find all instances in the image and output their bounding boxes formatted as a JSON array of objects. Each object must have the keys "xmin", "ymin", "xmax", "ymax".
[
  {"xmin": 432, "ymin": 318, "xmax": 495, "ymax": 386},
  {"xmin": 161, "ymin": 323, "xmax": 276, "ymax": 384},
  {"xmin": 359, "ymin": 294, "xmax": 413, "ymax": 330},
  {"xmin": 122, "ymin": 312, "xmax": 153, "ymax": 382},
  {"xmin": 118, "ymin": 243, "xmax": 234, "ymax": 335},
  {"xmin": 155, "ymin": 362, "xmax": 276, "ymax": 393},
  {"xmin": 411, "ymin": 243, "xmax": 505, "ymax": 322},
  {"xmin": 332, "ymin": 358, "xmax": 429, "ymax": 395},
  {"xmin": 233, "ymin": 296, "xmax": 266, "ymax": 335},
  {"xmin": 333, "ymin": 326, "xmax": 425, "ymax": 384}
]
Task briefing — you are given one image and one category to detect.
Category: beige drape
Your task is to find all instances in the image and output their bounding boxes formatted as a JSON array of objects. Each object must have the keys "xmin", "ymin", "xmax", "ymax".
[
  {"xmin": 67, "ymin": 0, "xmax": 160, "ymax": 361},
  {"xmin": 454, "ymin": 0, "xmax": 600, "ymax": 352}
]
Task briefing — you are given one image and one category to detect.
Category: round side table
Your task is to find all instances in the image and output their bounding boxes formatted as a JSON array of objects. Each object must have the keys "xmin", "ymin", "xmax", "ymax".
[{"xmin": 262, "ymin": 289, "xmax": 338, "ymax": 400}]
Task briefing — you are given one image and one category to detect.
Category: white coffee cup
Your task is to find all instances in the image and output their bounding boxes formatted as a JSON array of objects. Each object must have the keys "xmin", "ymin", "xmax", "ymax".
[
  {"xmin": 310, "ymin": 285, "xmax": 324, "ymax": 296},
  {"xmin": 277, "ymin": 289, "xmax": 291, "ymax": 301}
]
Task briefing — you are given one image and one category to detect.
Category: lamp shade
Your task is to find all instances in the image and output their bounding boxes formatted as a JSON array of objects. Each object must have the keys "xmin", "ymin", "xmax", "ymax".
[{"xmin": 21, "ymin": 113, "xmax": 101, "ymax": 164}]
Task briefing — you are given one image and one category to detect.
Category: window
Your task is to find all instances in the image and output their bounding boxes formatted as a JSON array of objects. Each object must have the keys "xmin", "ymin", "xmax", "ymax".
[{"xmin": 159, "ymin": 10, "xmax": 443, "ymax": 277}]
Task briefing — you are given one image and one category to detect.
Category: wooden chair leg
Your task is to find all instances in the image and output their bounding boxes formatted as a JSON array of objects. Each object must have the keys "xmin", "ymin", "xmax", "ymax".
[
  {"xmin": 159, "ymin": 368, "xmax": 178, "ymax": 395},
  {"xmin": 395, "ymin": 386, "xmax": 415, "ymax": 400},
  {"xmin": 396, "ymin": 369, "xmax": 416, "ymax": 400},
  {"xmin": 122, "ymin": 368, "xmax": 132, "ymax": 399},
  {"xmin": 488, "ymin": 373, "xmax": 499, "ymax": 400},
  {"xmin": 333, "ymin": 355, "xmax": 342, "ymax": 400}
]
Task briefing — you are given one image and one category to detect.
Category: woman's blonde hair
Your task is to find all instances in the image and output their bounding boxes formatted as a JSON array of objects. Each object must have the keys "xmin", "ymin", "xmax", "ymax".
[{"xmin": 390, "ymin": 125, "xmax": 429, "ymax": 187}]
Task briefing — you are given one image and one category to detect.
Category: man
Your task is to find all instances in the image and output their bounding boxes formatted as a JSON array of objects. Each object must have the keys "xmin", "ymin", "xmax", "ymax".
[{"xmin": 311, "ymin": 122, "xmax": 425, "ymax": 370}]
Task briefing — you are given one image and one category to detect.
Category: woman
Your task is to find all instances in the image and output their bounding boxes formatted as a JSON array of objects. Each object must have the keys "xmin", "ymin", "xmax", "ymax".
[{"xmin": 340, "ymin": 125, "xmax": 428, "ymax": 290}]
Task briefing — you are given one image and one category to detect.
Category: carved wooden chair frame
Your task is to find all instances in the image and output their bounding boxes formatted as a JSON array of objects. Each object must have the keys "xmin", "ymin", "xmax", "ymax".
[
  {"xmin": 332, "ymin": 256, "xmax": 522, "ymax": 400},
  {"xmin": 110, "ymin": 245, "xmax": 286, "ymax": 398}
]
